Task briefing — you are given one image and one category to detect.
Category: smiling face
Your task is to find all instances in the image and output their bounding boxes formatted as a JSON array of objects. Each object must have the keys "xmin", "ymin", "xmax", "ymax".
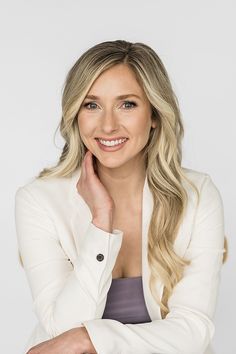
[{"xmin": 77, "ymin": 63, "xmax": 157, "ymax": 170}]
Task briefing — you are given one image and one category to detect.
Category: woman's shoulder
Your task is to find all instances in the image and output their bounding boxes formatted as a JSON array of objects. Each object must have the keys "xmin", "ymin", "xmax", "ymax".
[
  {"xmin": 15, "ymin": 167, "xmax": 81, "ymax": 206},
  {"xmin": 181, "ymin": 166, "xmax": 223, "ymax": 205},
  {"xmin": 181, "ymin": 166, "xmax": 210, "ymax": 190},
  {"xmin": 182, "ymin": 166, "xmax": 209, "ymax": 180}
]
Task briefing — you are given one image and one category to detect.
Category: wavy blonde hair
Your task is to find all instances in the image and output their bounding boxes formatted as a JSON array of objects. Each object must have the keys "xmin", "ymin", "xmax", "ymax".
[{"xmin": 18, "ymin": 40, "xmax": 228, "ymax": 318}]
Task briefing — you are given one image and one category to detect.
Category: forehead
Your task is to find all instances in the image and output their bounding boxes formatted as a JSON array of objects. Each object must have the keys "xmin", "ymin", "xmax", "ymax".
[{"xmin": 87, "ymin": 64, "xmax": 144, "ymax": 97}]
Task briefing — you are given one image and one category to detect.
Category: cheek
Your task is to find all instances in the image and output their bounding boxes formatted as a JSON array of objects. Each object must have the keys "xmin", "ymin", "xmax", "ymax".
[
  {"xmin": 132, "ymin": 120, "xmax": 153, "ymax": 148},
  {"xmin": 132, "ymin": 117, "xmax": 152, "ymax": 138},
  {"xmin": 77, "ymin": 116, "xmax": 93, "ymax": 136}
]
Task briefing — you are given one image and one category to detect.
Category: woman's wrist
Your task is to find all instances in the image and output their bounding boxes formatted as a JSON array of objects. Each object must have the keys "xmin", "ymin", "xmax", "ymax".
[
  {"xmin": 92, "ymin": 209, "xmax": 113, "ymax": 233},
  {"xmin": 80, "ymin": 326, "xmax": 96, "ymax": 353}
]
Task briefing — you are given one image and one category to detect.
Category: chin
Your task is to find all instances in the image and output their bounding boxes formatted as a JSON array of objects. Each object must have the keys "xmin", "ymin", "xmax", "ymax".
[
  {"xmin": 97, "ymin": 159, "xmax": 125, "ymax": 169},
  {"xmin": 96, "ymin": 155, "xmax": 133, "ymax": 169}
]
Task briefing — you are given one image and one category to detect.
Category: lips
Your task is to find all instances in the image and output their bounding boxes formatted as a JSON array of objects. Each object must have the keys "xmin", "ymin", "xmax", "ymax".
[{"xmin": 95, "ymin": 137, "xmax": 128, "ymax": 141}]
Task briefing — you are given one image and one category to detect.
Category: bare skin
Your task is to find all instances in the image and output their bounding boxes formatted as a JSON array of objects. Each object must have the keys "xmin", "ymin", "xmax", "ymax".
[{"xmin": 26, "ymin": 326, "xmax": 97, "ymax": 354}]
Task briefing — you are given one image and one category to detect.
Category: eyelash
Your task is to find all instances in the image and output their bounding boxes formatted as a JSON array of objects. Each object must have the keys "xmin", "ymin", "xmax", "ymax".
[{"xmin": 83, "ymin": 100, "xmax": 137, "ymax": 110}]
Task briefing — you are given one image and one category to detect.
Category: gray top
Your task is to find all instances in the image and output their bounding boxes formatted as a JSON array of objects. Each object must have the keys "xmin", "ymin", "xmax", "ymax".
[{"xmin": 102, "ymin": 276, "xmax": 152, "ymax": 324}]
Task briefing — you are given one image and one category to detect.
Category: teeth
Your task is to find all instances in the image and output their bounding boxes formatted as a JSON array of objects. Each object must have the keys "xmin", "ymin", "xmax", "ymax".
[{"xmin": 98, "ymin": 138, "xmax": 127, "ymax": 146}]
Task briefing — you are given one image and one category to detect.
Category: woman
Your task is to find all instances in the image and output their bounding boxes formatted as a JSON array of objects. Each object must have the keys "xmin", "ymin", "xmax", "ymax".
[{"xmin": 15, "ymin": 40, "xmax": 227, "ymax": 354}]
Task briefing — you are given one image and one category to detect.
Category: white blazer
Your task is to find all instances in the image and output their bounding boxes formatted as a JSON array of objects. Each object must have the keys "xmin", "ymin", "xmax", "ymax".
[{"xmin": 15, "ymin": 166, "xmax": 225, "ymax": 354}]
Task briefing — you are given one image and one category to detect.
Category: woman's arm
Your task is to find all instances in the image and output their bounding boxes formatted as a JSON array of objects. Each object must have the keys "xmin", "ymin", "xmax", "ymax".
[
  {"xmin": 15, "ymin": 185, "xmax": 123, "ymax": 339},
  {"xmin": 25, "ymin": 326, "xmax": 97, "ymax": 354},
  {"xmin": 79, "ymin": 174, "xmax": 225, "ymax": 354}
]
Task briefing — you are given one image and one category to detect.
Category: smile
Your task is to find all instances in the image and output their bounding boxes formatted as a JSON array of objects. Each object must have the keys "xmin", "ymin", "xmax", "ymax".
[
  {"xmin": 95, "ymin": 138, "xmax": 128, "ymax": 152},
  {"xmin": 98, "ymin": 138, "xmax": 127, "ymax": 146}
]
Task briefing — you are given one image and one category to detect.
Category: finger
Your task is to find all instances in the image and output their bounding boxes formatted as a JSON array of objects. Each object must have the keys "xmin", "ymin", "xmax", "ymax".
[
  {"xmin": 81, "ymin": 153, "xmax": 87, "ymax": 179},
  {"xmin": 84, "ymin": 150, "xmax": 95, "ymax": 177}
]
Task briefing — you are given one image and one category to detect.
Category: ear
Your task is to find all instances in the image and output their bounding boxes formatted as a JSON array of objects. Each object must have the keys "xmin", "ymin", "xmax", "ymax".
[
  {"xmin": 151, "ymin": 108, "xmax": 158, "ymax": 129},
  {"xmin": 151, "ymin": 117, "xmax": 158, "ymax": 129}
]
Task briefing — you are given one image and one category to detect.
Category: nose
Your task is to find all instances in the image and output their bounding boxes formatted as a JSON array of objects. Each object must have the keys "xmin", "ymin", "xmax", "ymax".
[{"xmin": 100, "ymin": 108, "xmax": 119, "ymax": 134}]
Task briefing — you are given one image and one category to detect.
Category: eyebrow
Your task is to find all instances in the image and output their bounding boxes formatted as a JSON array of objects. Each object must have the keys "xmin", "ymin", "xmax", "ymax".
[{"xmin": 84, "ymin": 94, "xmax": 141, "ymax": 100}]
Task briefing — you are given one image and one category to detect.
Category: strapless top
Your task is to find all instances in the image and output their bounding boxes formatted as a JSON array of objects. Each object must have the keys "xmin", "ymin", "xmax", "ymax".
[{"xmin": 102, "ymin": 276, "xmax": 151, "ymax": 324}]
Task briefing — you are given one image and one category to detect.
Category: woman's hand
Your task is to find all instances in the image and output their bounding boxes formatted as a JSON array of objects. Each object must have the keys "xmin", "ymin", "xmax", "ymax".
[
  {"xmin": 76, "ymin": 150, "xmax": 114, "ymax": 217},
  {"xmin": 26, "ymin": 326, "xmax": 97, "ymax": 354}
]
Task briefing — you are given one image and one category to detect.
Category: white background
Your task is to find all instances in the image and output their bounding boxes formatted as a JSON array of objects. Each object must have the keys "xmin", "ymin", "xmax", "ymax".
[{"xmin": 1, "ymin": 0, "xmax": 235, "ymax": 353}]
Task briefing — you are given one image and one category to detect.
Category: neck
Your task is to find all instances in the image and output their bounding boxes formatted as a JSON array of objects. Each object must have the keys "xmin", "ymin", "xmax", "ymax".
[{"xmin": 95, "ymin": 156, "xmax": 147, "ymax": 206}]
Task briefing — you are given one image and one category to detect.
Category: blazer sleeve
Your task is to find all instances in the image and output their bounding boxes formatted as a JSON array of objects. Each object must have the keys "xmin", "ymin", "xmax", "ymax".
[
  {"xmin": 81, "ymin": 174, "xmax": 226, "ymax": 354},
  {"xmin": 14, "ymin": 185, "xmax": 123, "ymax": 337}
]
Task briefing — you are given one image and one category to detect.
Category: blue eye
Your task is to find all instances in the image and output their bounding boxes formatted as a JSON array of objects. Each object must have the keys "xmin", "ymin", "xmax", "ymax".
[
  {"xmin": 83, "ymin": 102, "xmax": 98, "ymax": 110},
  {"xmin": 122, "ymin": 101, "xmax": 137, "ymax": 109}
]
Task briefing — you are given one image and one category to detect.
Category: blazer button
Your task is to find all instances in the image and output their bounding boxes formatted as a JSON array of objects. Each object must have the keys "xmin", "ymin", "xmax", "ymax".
[{"xmin": 96, "ymin": 253, "xmax": 104, "ymax": 261}]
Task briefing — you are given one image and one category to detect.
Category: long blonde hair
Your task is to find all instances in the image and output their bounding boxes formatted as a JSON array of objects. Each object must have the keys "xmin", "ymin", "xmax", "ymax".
[{"xmin": 19, "ymin": 40, "xmax": 227, "ymax": 318}]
